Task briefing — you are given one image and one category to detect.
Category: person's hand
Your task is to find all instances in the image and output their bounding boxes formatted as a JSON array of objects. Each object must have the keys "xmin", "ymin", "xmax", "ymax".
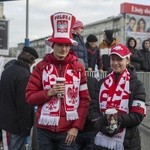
[
  {"xmin": 99, "ymin": 69, "xmax": 104, "ymax": 73},
  {"xmin": 47, "ymin": 83, "xmax": 65, "ymax": 97},
  {"xmin": 88, "ymin": 67, "xmax": 93, "ymax": 72},
  {"xmin": 101, "ymin": 123, "xmax": 120, "ymax": 137},
  {"xmin": 65, "ymin": 128, "xmax": 78, "ymax": 146}
]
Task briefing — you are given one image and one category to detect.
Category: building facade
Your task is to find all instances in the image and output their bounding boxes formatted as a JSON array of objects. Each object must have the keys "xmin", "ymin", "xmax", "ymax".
[
  {"xmin": 83, "ymin": 14, "xmax": 125, "ymax": 44},
  {"xmin": 83, "ymin": 3, "xmax": 150, "ymax": 50},
  {"xmin": 2, "ymin": 2, "xmax": 150, "ymax": 57}
]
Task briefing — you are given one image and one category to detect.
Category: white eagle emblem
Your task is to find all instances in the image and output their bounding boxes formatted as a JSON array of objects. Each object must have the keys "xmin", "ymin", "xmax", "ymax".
[
  {"xmin": 113, "ymin": 45, "xmax": 123, "ymax": 51},
  {"xmin": 57, "ymin": 21, "xmax": 68, "ymax": 33}
]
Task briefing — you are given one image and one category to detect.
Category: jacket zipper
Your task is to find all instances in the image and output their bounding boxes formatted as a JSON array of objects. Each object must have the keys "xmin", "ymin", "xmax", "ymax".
[
  {"xmin": 55, "ymin": 63, "xmax": 62, "ymax": 132},
  {"xmin": 59, "ymin": 63, "xmax": 62, "ymax": 77}
]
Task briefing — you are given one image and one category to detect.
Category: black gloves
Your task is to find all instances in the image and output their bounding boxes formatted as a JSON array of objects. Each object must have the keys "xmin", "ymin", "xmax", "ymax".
[{"xmin": 93, "ymin": 116, "xmax": 107, "ymax": 131}]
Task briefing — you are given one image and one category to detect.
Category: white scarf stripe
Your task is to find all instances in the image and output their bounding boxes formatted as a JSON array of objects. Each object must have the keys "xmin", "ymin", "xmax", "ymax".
[
  {"xmin": 39, "ymin": 64, "xmax": 81, "ymax": 126},
  {"xmin": 131, "ymin": 100, "xmax": 146, "ymax": 115},
  {"xmin": 96, "ymin": 69, "xmax": 130, "ymax": 149},
  {"xmin": 132, "ymin": 100, "xmax": 145, "ymax": 108},
  {"xmin": 79, "ymin": 83, "xmax": 87, "ymax": 91}
]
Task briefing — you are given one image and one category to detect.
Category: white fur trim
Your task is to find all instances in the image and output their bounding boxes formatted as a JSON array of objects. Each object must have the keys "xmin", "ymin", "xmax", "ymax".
[
  {"xmin": 38, "ymin": 116, "xmax": 59, "ymax": 126},
  {"xmin": 94, "ymin": 130, "xmax": 125, "ymax": 150},
  {"xmin": 66, "ymin": 111, "xmax": 79, "ymax": 121}
]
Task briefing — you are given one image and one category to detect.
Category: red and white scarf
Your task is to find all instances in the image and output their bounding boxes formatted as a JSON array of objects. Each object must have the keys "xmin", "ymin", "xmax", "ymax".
[
  {"xmin": 95, "ymin": 69, "xmax": 146, "ymax": 150},
  {"xmin": 99, "ymin": 69, "xmax": 130, "ymax": 113},
  {"xmin": 95, "ymin": 69, "xmax": 130, "ymax": 150},
  {"xmin": 38, "ymin": 64, "xmax": 81, "ymax": 126}
]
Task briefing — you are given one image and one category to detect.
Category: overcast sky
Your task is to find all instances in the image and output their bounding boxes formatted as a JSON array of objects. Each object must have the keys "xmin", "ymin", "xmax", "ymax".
[{"xmin": 3, "ymin": 0, "xmax": 150, "ymax": 47}]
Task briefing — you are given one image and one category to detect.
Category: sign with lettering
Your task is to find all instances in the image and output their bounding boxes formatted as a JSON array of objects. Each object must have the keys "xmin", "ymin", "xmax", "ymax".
[
  {"xmin": 125, "ymin": 13, "xmax": 150, "ymax": 50},
  {"xmin": 121, "ymin": 3, "xmax": 150, "ymax": 16},
  {"xmin": 0, "ymin": 20, "xmax": 9, "ymax": 55}
]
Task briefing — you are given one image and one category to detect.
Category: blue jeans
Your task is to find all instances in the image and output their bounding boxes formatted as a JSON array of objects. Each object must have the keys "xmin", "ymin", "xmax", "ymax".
[
  {"xmin": 9, "ymin": 134, "xmax": 26, "ymax": 150},
  {"xmin": 37, "ymin": 128, "xmax": 78, "ymax": 150},
  {"xmin": 94, "ymin": 144, "xmax": 112, "ymax": 150},
  {"xmin": 76, "ymin": 131, "xmax": 97, "ymax": 150}
]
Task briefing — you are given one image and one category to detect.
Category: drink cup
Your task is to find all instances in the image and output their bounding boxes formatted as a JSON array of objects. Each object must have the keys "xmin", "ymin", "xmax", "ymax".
[
  {"xmin": 56, "ymin": 77, "xmax": 66, "ymax": 98},
  {"xmin": 105, "ymin": 108, "xmax": 118, "ymax": 131},
  {"xmin": 56, "ymin": 77, "xmax": 66, "ymax": 84}
]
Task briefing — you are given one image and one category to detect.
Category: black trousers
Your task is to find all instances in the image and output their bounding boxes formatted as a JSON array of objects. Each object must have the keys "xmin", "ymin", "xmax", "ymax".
[{"xmin": 94, "ymin": 144, "xmax": 112, "ymax": 150}]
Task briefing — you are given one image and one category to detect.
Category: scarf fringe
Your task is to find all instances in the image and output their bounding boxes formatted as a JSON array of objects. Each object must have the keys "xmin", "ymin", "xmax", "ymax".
[
  {"xmin": 38, "ymin": 116, "xmax": 59, "ymax": 126},
  {"xmin": 94, "ymin": 132, "xmax": 124, "ymax": 150},
  {"xmin": 66, "ymin": 111, "xmax": 79, "ymax": 121}
]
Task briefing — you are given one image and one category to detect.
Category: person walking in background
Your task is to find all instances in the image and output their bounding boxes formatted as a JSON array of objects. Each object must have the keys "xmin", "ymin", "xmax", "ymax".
[
  {"xmin": 71, "ymin": 20, "xmax": 88, "ymax": 70},
  {"xmin": 99, "ymin": 29, "xmax": 118, "ymax": 71},
  {"xmin": 127, "ymin": 37, "xmax": 143, "ymax": 71},
  {"xmin": 26, "ymin": 12, "xmax": 89, "ymax": 150},
  {"xmin": 90, "ymin": 44, "xmax": 146, "ymax": 150},
  {"xmin": 86, "ymin": 34, "xmax": 102, "ymax": 73},
  {"xmin": 76, "ymin": 76, "xmax": 98, "ymax": 150},
  {"xmin": 0, "ymin": 46, "xmax": 39, "ymax": 150},
  {"xmin": 140, "ymin": 39, "xmax": 150, "ymax": 72}
]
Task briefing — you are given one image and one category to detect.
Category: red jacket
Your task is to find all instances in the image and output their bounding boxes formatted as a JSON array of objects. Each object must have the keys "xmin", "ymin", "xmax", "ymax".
[{"xmin": 26, "ymin": 52, "xmax": 90, "ymax": 132}]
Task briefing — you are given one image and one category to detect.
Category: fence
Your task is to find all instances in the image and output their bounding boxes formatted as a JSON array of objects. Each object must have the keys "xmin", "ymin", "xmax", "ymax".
[
  {"xmin": 86, "ymin": 71, "xmax": 150, "ymax": 103},
  {"xmin": 86, "ymin": 71, "xmax": 150, "ymax": 150},
  {"xmin": 2, "ymin": 58, "xmax": 150, "ymax": 150}
]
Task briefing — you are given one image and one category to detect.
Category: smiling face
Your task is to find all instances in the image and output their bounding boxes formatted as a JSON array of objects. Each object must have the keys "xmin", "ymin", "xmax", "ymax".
[
  {"xmin": 110, "ymin": 54, "xmax": 130, "ymax": 73},
  {"xmin": 53, "ymin": 43, "xmax": 71, "ymax": 60},
  {"xmin": 129, "ymin": 19, "xmax": 136, "ymax": 29}
]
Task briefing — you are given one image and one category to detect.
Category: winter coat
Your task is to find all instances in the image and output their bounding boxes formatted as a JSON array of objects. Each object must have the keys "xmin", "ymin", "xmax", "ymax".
[
  {"xmin": 71, "ymin": 33, "xmax": 88, "ymax": 69},
  {"xmin": 86, "ymin": 42, "xmax": 102, "ymax": 70},
  {"xmin": 81, "ymin": 76, "xmax": 98, "ymax": 133},
  {"xmin": 127, "ymin": 37, "xmax": 143, "ymax": 71},
  {"xmin": 99, "ymin": 39, "xmax": 118, "ymax": 71},
  {"xmin": 140, "ymin": 40, "xmax": 150, "ymax": 72},
  {"xmin": 26, "ymin": 52, "xmax": 90, "ymax": 133},
  {"xmin": 0, "ymin": 60, "xmax": 34, "ymax": 136},
  {"xmin": 90, "ymin": 68, "xmax": 146, "ymax": 150}
]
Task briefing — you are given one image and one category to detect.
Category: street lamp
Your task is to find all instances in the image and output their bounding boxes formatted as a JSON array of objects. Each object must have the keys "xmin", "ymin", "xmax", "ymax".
[
  {"xmin": 24, "ymin": 0, "xmax": 29, "ymax": 47},
  {"xmin": 1, "ymin": 0, "xmax": 30, "ymax": 47}
]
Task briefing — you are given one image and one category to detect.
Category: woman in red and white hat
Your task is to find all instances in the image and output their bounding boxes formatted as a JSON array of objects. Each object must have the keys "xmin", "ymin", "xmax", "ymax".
[
  {"xmin": 90, "ymin": 44, "xmax": 146, "ymax": 150},
  {"xmin": 71, "ymin": 20, "xmax": 88, "ymax": 70}
]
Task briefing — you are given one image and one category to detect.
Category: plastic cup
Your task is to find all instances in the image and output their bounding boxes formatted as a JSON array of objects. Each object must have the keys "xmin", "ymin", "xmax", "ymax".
[{"xmin": 105, "ymin": 108, "xmax": 118, "ymax": 131}]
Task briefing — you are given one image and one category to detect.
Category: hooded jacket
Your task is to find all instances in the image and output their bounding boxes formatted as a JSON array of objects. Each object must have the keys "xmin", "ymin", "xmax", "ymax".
[
  {"xmin": 90, "ymin": 67, "xmax": 146, "ymax": 150},
  {"xmin": 26, "ymin": 51, "xmax": 90, "ymax": 132},
  {"xmin": 71, "ymin": 33, "xmax": 88, "ymax": 69},
  {"xmin": 86, "ymin": 42, "xmax": 101, "ymax": 70},
  {"xmin": 127, "ymin": 37, "xmax": 143, "ymax": 71},
  {"xmin": 0, "ymin": 60, "xmax": 34, "ymax": 136},
  {"xmin": 140, "ymin": 39, "xmax": 150, "ymax": 71},
  {"xmin": 99, "ymin": 38, "xmax": 118, "ymax": 71}
]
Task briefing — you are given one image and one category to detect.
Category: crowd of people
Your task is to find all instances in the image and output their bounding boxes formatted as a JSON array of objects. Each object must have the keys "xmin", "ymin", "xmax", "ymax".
[{"xmin": 0, "ymin": 11, "xmax": 148, "ymax": 150}]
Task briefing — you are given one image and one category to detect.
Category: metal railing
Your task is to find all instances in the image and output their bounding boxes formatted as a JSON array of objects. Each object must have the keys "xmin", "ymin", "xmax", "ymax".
[{"xmin": 86, "ymin": 71, "xmax": 150, "ymax": 103}]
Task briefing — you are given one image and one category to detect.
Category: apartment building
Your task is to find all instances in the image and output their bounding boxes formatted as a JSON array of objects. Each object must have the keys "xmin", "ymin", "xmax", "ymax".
[{"xmin": 83, "ymin": 14, "xmax": 125, "ymax": 44}]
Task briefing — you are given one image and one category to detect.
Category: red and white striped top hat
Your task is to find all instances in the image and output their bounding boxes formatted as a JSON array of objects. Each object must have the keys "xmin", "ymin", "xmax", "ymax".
[{"xmin": 45, "ymin": 12, "xmax": 78, "ymax": 47}]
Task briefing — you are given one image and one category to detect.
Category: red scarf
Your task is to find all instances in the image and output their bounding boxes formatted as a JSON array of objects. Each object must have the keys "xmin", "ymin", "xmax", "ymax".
[
  {"xmin": 99, "ymin": 69, "xmax": 130, "ymax": 113},
  {"xmin": 38, "ymin": 64, "xmax": 81, "ymax": 126},
  {"xmin": 95, "ymin": 69, "xmax": 146, "ymax": 149}
]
